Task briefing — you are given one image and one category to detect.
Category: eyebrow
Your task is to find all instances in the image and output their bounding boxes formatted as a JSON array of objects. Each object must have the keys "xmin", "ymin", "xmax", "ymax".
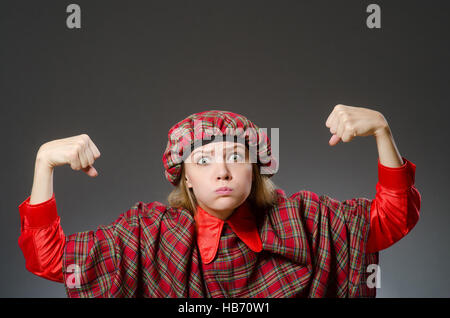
[{"xmin": 191, "ymin": 144, "xmax": 246, "ymax": 157}]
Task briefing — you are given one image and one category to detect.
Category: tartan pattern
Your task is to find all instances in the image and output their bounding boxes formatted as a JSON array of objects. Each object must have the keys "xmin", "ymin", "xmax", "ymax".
[
  {"xmin": 162, "ymin": 110, "xmax": 278, "ymax": 185},
  {"xmin": 62, "ymin": 188, "xmax": 378, "ymax": 298}
]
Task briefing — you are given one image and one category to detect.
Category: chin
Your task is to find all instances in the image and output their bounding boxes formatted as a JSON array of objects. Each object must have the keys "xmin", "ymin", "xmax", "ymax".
[{"xmin": 212, "ymin": 197, "xmax": 244, "ymax": 211}]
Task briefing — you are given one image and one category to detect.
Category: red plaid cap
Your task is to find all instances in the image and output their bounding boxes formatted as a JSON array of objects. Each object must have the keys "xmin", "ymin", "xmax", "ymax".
[{"xmin": 162, "ymin": 110, "xmax": 278, "ymax": 185}]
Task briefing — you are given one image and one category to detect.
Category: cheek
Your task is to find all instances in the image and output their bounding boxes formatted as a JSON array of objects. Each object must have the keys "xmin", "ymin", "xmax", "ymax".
[
  {"xmin": 237, "ymin": 165, "xmax": 253, "ymax": 191},
  {"xmin": 185, "ymin": 165, "xmax": 209, "ymax": 188},
  {"xmin": 190, "ymin": 177, "xmax": 208, "ymax": 193},
  {"xmin": 188, "ymin": 172, "xmax": 212, "ymax": 198}
]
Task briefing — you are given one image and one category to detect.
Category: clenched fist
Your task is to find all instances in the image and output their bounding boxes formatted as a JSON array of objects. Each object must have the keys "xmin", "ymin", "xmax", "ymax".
[
  {"xmin": 36, "ymin": 134, "xmax": 101, "ymax": 177},
  {"xmin": 325, "ymin": 104, "xmax": 388, "ymax": 146}
]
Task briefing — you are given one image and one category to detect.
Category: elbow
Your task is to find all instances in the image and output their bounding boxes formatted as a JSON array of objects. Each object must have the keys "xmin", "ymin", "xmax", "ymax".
[
  {"xmin": 18, "ymin": 233, "xmax": 43, "ymax": 274},
  {"xmin": 404, "ymin": 186, "xmax": 421, "ymax": 235},
  {"xmin": 18, "ymin": 229, "xmax": 65, "ymax": 283},
  {"xmin": 367, "ymin": 185, "xmax": 422, "ymax": 253}
]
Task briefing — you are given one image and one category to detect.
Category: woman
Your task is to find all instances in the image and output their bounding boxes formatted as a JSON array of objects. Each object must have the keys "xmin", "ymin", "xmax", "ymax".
[{"xmin": 18, "ymin": 106, "xmax": 421, "ymax": 297}]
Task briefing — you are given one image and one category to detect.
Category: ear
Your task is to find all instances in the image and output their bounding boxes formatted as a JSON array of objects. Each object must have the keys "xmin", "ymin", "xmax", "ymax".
[{"xmin": 185, "ymin": 176, "xmax": 193, "ymax": 188}]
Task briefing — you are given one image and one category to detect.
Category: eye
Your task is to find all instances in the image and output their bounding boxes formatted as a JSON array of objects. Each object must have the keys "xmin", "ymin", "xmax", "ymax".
[
  {"xmin": 228, "ymin": 153, "xmax": 244, "ymax": 163},
  {"xmin": 196, "ymin": 156, "xmax": 211, "ymax": 165}
]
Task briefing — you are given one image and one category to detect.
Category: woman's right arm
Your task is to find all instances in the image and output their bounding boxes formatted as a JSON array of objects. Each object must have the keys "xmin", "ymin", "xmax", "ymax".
[
  {"xmin": 18, "ymin": 135, "xmax": 101, "ymax": 283},
  {"xmin": 18, "ymin": 158, "xmax": 65, "ymax": 282}
]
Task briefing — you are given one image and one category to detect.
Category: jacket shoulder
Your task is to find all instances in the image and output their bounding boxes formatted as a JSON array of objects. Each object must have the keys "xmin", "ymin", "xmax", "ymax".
[
  {"xmin": 268, "ymin": 189, "xmax": 322, "ymax": 221},
  {"xmin": 275, "ymin": 189, "xmax": 354, "ymax": 222},
  {"xmin": 286, "ymin": 189, "xmax": 320, "ymax": 204},
  {"xmin": 275, "ymin": 188, "xmax": 321, "ymax": 210},
  {"xmin": 286, "ymin": 189, "xmax": 371, "ymax": 211},
  {"xmin": 120, "ymin": 200, "xmax": 194, "ymax": 229}
]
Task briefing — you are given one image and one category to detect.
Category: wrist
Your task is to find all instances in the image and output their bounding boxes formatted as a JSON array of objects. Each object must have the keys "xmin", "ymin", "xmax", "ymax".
[
  {"xmin": 374, "ymin": 124, "xmax": 391, "ymax": 139},
  {"xmin": 35, "ymin": 152, "xmax": 53, "ymax": 172},
  {"xmin": 372, "ymin": 112, "xmax": 391, "ymax": 139}
]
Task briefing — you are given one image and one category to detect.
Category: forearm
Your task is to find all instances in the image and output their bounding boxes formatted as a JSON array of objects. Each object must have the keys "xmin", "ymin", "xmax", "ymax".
[
  {"xmin": 366, "ymin": 157, "xmax": 421, "ymax": 253},
  {"xmin": 374, "ymin": 125, "xmax": 404, "ymax": 168},
  {"xmin": 367, "ymin": 123, "xmax": 421, "ymax": 252},
  {"xmin": 30, "ymin": 154, "xmax": 54, "ymax": 205},
  {"xmin": 19, "ymin": 154, "xmax": 64, "ymax": 282},
  {"xmin": 19, "ymin": 221, "xmax": 65, "ymax": 283}
]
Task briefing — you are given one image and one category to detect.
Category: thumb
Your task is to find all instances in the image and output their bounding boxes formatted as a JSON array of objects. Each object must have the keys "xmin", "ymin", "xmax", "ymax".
[
  {"xmin": 329, "ymin": 134, "xmax": 341, "ymax": 146},
  {"xmin": 82, "ymin": 165, "xmax": 99, "ymax": 177}
]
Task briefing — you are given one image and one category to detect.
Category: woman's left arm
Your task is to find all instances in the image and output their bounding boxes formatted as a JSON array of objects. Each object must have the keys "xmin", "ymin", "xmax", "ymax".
[
  {"xmin": 325, "ymin": 104, "xmax": 421, "ymax": 252},
  {"xmin": 325, "ymin": 104, "xmax": 401, "ymax": 165}
]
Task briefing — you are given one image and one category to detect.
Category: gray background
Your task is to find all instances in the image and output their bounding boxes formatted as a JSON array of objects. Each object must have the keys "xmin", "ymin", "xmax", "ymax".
[{"xmin": 1, "ymin": 0, "xmax": 449, "ymax": 297}]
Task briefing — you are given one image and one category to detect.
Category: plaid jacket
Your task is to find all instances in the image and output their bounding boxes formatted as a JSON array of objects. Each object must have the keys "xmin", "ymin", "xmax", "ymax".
[
  {"xmin": 62, "ymin": 188, "xmax": 379, "ymax": 297},
  {"xmin": 19, "ymin": 156, "xmax": 421, "ymax": 297}
]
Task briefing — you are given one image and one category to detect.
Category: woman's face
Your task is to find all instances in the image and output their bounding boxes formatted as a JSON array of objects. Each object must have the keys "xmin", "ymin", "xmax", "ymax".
[{"xmin": 184, "ymin": 141, "xmax": 253, "ymax": 220}]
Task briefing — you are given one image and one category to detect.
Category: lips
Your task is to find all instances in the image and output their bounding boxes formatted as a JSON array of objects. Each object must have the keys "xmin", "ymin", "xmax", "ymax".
[{"xmin": 215, "ymin": 187, "xmax": 233, "ymax": 194}]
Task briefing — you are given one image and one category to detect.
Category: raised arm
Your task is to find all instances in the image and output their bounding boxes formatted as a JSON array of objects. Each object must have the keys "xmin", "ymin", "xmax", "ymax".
[
  {"xmin": 325, "ymin": 104, "xmax": 421, "ymax": 252},
  {"xmin": 18, "ymin": 134, "xmax": 101, "ymax": 282}
]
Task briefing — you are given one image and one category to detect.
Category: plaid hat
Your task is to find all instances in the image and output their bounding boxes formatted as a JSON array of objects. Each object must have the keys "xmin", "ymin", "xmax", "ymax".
[{"xmin": 162, "ymin": 110, "xmax": 278, "ymax": 185}]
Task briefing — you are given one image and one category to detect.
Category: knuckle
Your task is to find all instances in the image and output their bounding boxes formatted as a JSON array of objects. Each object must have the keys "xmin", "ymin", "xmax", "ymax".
[
  {"xmin": 69, "ymin": 151, "xmax": 78, "ymax": 161},
  {"xmin": 79, "ymin": 135, "xmax": 89, "ymax": 144},
  {"xmin": 76, "ymin": 142, "xmax": 85, "ymax": 150},
  {"xmin": 74, "ymin": 143, "xmax": 82, "ymax": 151}
]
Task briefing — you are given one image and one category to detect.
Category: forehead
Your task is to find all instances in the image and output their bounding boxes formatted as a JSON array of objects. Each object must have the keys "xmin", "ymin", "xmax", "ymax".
[{"xmin": 191, "ymin": 141, "xmax": 246, "ymax": 154}]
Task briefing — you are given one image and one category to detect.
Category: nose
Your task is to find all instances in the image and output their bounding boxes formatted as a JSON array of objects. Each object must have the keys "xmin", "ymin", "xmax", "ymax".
[{"xmin": 215, "ymin": 161, "xmax": 232, "ymax": 181}]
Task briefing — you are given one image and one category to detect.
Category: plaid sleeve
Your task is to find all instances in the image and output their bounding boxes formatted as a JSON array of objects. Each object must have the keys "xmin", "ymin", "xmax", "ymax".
[
  {"xmin": 62, "ymin": 202, "xmax": 144, "ymax": 298},
  {"xmin": 320, "ymin": 195, "xmax": 379, "ymax": 297},
  {"xmin": 291, "ymin": 191, "xmax": 379, "ymax": 298}
]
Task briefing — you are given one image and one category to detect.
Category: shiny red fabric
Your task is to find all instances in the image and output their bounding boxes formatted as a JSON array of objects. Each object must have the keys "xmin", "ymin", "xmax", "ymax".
[
  {"xmin": 17, "ymin": 193, "xmax": 65, "ymax": 283},
  {"xmin": 194, "ymin": 200, "xmax": 263, "ymax": 264},
  {"xmin": 18, "ymin": 156, "xmax": 421, "ymax": 284},
  {"xmin": 366, "ymin": 157, "xmax": 420, "ymax": 252}
]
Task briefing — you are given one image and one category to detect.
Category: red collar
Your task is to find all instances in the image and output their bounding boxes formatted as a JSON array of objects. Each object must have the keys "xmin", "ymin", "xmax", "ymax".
[{"xmin": 194, "ymin": 200, "xmax": 263, "ymax": 264}]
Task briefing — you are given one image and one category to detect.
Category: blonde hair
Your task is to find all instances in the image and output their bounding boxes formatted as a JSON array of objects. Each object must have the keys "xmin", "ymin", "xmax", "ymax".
[{"xmin": 167, "ymin": 163, "xmax": 278, "ymax": 215}]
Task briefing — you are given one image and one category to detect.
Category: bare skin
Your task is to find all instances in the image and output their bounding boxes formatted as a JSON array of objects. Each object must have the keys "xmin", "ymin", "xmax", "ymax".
[
  {"xmin": 326, "ymin": 104, "xmax": 404, "ymax": 167},
  {"xmin": 29, "ymin": 134, "xmax": 101, "ymax": 204},
  {"xmin": 183, "ymin": 141, "xmax": 253, "ymax": 220}
]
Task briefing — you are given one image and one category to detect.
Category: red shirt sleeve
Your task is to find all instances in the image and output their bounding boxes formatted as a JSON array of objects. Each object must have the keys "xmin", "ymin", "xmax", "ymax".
[
  {"xmin": 366, "ymin": 157, "xmax": 421, "ymax": 253},
  {"xmin": 18, "ymin": 193, "xmax": 65, "ymax": 283}
]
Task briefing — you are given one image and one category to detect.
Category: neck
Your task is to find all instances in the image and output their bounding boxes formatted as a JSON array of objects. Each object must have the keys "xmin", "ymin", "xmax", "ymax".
[{"xmin": 196, "ymin": 204, "xmax": 236, "ymax": 221}]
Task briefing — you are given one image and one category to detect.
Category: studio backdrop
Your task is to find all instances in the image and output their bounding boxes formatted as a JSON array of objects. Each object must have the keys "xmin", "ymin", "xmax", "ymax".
[{"xmin": 1, "ymin": 0, "xmax": 449, "ymax": 297}]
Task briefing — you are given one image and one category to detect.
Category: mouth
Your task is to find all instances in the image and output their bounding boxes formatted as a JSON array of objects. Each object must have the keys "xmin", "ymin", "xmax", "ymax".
[{"xmin": 215, "ymin": 187, "xmax": 233, "ymax": 195}]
